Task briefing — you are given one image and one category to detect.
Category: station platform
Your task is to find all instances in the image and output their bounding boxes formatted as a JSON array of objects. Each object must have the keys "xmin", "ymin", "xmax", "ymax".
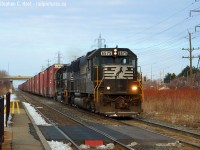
[{"xmin": 2, "ymin": 104, "xmax": 45, "ymax": 150}]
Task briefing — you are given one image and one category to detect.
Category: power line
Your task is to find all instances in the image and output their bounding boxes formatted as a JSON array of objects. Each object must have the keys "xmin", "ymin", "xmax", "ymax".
[
  {"xmin": 133, "ymin": 17, "xmax": 190, "ymax": 45},
  {"xmin": 109, "ymin": 2, "xmax": 194, "ymax": 44},
  {"xmin": 136, "ymin": 30, "xmax": 186, "ymax": 51}
]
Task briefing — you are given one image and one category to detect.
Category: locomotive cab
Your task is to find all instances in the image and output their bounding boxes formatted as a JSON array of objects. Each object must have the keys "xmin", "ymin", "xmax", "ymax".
[{"xmin": 88, "ymin": 47, "xmax": 143, "ymax": 116}]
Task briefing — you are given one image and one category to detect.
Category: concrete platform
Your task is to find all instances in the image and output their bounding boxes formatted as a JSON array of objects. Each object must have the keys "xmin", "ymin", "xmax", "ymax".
[{"xmin": 2, "ymin": 106, "xmax": 45, "ymax": 150}]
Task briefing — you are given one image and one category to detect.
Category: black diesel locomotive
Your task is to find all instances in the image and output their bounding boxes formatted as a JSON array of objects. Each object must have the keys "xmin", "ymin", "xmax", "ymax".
[{"xmin": 55, "ymin": 47, "xmax": 143, "ymax": 117}]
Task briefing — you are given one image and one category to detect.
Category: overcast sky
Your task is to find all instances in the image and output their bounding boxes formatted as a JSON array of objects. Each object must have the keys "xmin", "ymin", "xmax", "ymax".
[{"xmin": 0, "ymin": 0, "xmax": 200, "ymax": 86}]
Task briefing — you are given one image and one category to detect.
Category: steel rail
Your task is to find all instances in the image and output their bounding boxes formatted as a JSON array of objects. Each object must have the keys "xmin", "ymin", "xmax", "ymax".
[
  {"xmin": 37, "ymin": 100, "xmax": 134, "ymax": 150},
  {"xmin": 21, "ymin": 94, "xmax": 81, "ymax": 150},
  {"xmin": 134, "ymin": 117, "xmax": 200, "ymax": 139},
  {"xmin": 124, "ymin": 117, "xmax": 200, "ymax": 149},
  {"xmin": 21, "ymin": 92, "xmax": 134, "ymax": 150}
]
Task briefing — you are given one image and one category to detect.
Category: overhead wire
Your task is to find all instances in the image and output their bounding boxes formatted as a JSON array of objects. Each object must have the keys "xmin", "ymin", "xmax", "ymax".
[
  {"xmin": 108, "ymin": 2, "xmax": 195, "ymax": 44},
  {"xmin": 113, "ymin": 1, "xmax": 200, "ymax": 76}
]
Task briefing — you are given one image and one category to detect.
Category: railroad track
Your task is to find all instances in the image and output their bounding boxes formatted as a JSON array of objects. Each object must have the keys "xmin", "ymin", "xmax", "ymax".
[
  {"xmin": 19, "ymin": 91, "xmax": 135, "ymax": 150},
  {"xmin": 119, "ymin": 117, "xmax": 200, "ymax": 149},
  {"xmin": 134, "ymin": 117, "xmax": 200, "ymax": 138},
  {"xmin": 17, "ymin": 91, "xmax": 199, "ymax": 150}
]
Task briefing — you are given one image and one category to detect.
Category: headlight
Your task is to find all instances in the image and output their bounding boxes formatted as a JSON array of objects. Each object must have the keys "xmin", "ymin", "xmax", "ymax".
[
  {"xmin": 106, "ymin": 86, "xmax": 111, "ymax": 90},
  {"xmin": 131, "ymin": 85, "xmax": 138, "ymax": 91}
]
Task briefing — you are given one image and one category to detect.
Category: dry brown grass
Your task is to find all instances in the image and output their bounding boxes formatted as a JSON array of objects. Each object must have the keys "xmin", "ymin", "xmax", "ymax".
[{"xmin": 143, "ymin": 89, "xmax": 200, "ymax": 129}]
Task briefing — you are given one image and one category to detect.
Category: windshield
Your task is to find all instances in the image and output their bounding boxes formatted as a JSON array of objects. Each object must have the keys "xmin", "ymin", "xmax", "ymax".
[{"xmin": 93, "ymin": 56, "xmax": 136, "ymax": 68}]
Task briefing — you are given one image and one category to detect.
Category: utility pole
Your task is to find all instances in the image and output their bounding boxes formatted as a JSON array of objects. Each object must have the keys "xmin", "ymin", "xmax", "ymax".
[
  {"xmin": 95, "ymin": 34, "xmax": 105, "ymax": 49},
  {"xmin": 197, "ymin": 55, "xmax": 200, "ymax": 69},
  {"xmin": 190, "ymin": 10, "xmax": 200, "ymax": 17},
  {"xmin": 182, "ymin": 32, "xmax": 200, "ymax": 76},
  {"xmin": 195, "ymin": 25, "xmax": 200, "ymax": 32}
]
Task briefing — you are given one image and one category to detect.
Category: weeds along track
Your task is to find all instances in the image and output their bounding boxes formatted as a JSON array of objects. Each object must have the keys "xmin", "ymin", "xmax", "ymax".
[{"xmin": 18, "ymin": 91, "xmax": 135, "ymax": 150}]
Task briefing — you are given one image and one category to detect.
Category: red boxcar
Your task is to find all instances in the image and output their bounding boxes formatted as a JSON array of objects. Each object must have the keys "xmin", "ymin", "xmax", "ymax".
[
  {"xmin": 28, "ymin": 78, "xmax": 32, "ymax": 92},
  {"xmin": 39, "ymin": 71, "xmax": 44, "ymax": 96},
  {"xmin": 19, "ymin": 80, "xmax": 28, "ymax": 91},
  {"xmin": 31, "ymin": 77, "xmax": 35, "ymax": 94},
  {"xmin": 44, "ymin": 67, "xmax": 50, "ymax": 97},
  {"xmin": 18, "ymin": 81, "xmax": 24, "ymax": 91},
  {"xmin": 34, "ymin": 75, "xmax": 37, "ymax": 94},
  {"xmin": 44, "ymin": 64, "xmax": 63, "ymax": 97},
  {"xmin": 35, "ymin": 73, "xmax": 40, "ymax": 95},
  {"xmin": 25, "ymin": 80, "xmax": 28, "ymax": 91}
]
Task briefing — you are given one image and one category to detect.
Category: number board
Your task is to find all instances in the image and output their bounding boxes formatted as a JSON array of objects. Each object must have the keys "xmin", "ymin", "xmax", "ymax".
[
  {"xmin": 118, "ymin": 51, "xmax": 128, "ymax": 56},
  {"xmin": 55, "ymin": 64, "xmax": 63, "ymax": 68},
  {"xmin": 101, "ymin": 51, "xmax": 112, "ymax": 56},
  {"xmin": 101, "ymin": 51, "xmax": 128, "ymax": 56}
]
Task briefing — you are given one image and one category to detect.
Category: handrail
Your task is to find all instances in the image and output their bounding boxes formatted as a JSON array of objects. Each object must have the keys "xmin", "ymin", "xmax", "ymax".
[
  {"xmin": 93, "ymin": 65, "xmax": 104, "ymax": 103},
  {"xmin": 93, "ymin": 66, "xmax": 99, "ymax": 102},
  {"xmin": 96, "ymin": 77, "xmax": 104, "ymax": 103},
  {"xmin": 138, "ymin": 81, "xmax": 144, "ymax": 102}
]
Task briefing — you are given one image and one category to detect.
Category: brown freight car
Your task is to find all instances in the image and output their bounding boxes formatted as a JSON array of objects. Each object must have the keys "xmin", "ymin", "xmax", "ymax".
[
  {"xmin": 39, "ymin": 71, "xmax": 44, "ymax": 96},
  {"xmin": 44, "ymin": 64, "xmax": 63, "ymax": 97}
]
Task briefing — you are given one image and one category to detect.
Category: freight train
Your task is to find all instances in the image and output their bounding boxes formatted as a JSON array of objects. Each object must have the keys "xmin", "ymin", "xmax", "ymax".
[{"xmin": 19, "ymin": 47, "xmax": 144, "ymax": 117}]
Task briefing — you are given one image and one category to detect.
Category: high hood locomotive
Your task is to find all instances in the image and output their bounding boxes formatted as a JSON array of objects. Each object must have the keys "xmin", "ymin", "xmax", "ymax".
[{"xmin": 55, "ymin": 47, "xmax": 143, "ymax": 117}]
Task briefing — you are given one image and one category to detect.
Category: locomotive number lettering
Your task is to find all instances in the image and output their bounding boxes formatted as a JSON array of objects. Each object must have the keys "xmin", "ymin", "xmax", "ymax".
[
  {"xmin": 101, "ymin": 51, "xmax": 112, "ymax": 56},
  {"xmin": 118, "ymin": 51, "xmax": 128, "ymax": 56}
]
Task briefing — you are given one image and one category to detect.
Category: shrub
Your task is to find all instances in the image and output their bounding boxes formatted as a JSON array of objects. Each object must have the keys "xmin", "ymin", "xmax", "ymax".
[{"xmin": 143, "ymin": 89, "xmax": 200, "ymax": 128}]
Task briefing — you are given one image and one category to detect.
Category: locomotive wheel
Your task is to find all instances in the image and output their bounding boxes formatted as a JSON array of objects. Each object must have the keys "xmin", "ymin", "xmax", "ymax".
[
  {"xmin": 64, "ymin": 96, "xmax": 70, "ymax": 105},
  {"xmin": 64, "ymin": 97, "xmax": 68, "ymax": 105},
  {"xmin": 54, "ymin": 94, "xmax": 57, "ymax": 101},
  {"xmin": 90, "ymin": 101, "xmax": 96, "ymax": 112},
  {"xmin": 70, "ymin": 95, "xmax": 75, "ymax": 106},
  {"xmin": 86, "ymin": 102, "xmax": 91, "ymax": 111}
]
